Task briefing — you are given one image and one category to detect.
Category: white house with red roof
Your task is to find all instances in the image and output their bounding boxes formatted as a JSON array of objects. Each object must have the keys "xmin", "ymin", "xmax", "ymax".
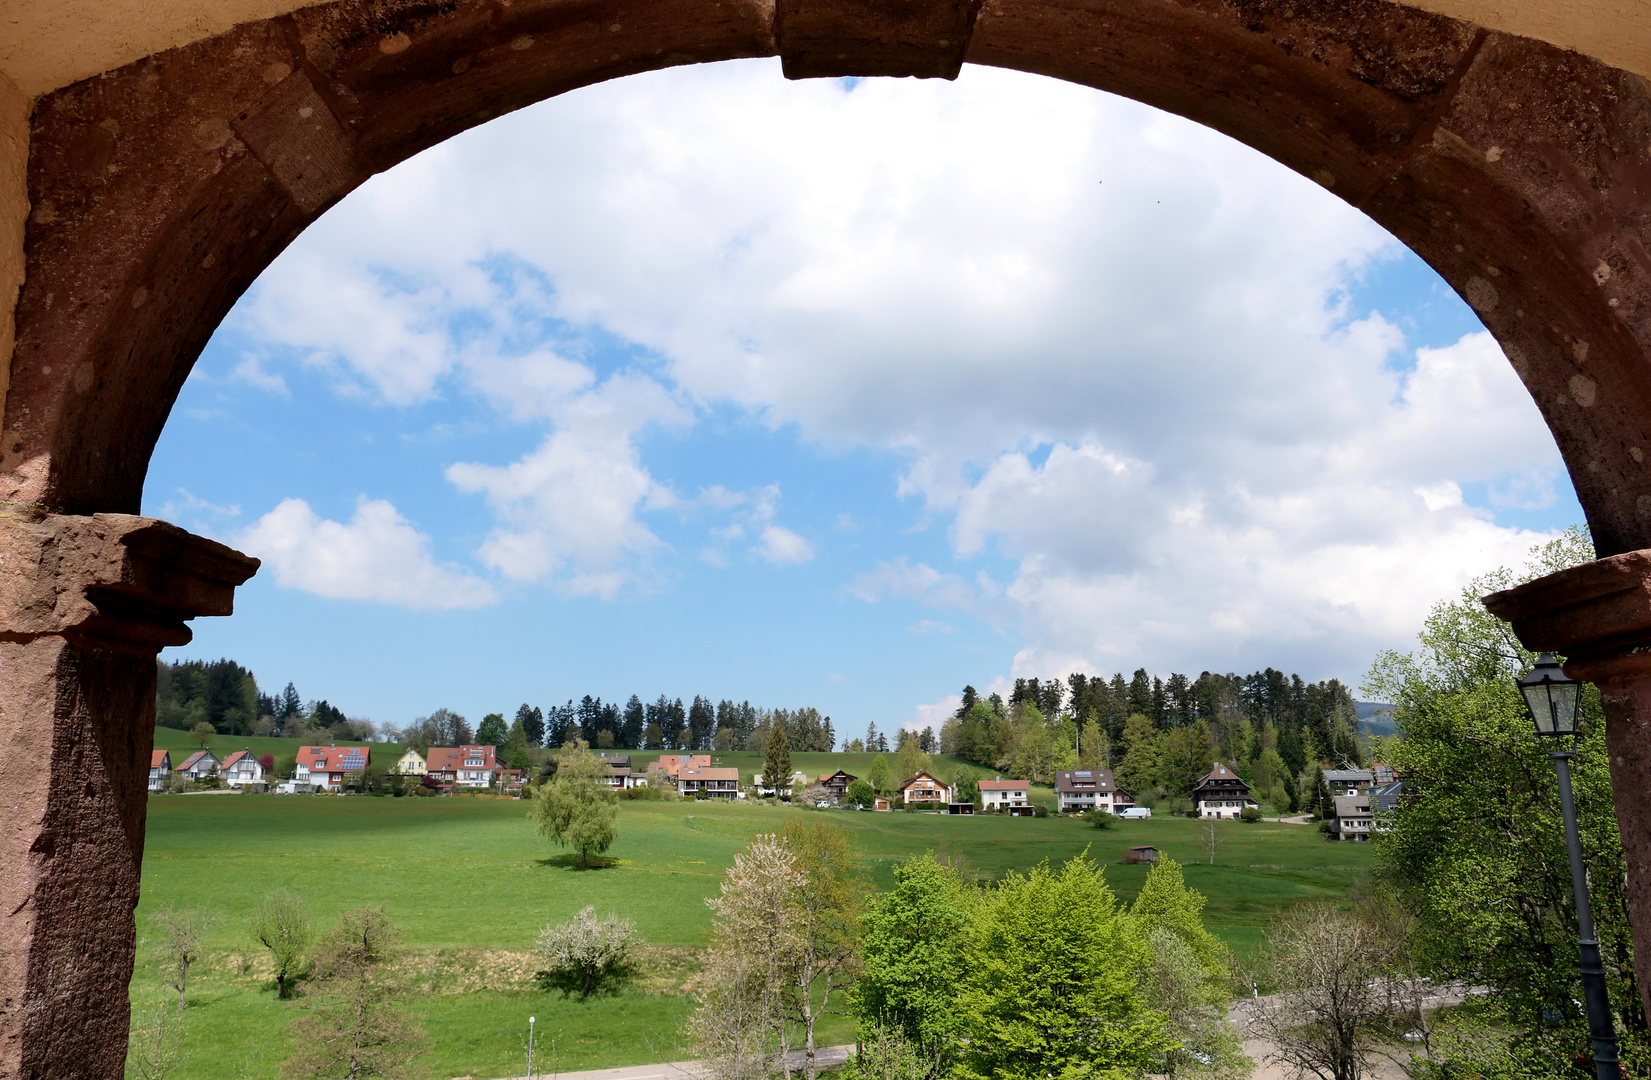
[
  {"xmin": 1190, "ymin": 762, "xmax": 1256, "ymax": 819},
  {"xmin": 176, "ymin": 749, "xmax": 219, "ymax": 782},
  {"xmin": 295, "ymin": 745, "xmax": 370, "ymax": 793},
  {"xmin": 148, "ymin": 750, "xmax": 173, "ymax": 792},
  {"xmin": 219, "ymin": 750, "xmax": 266, "ymax": 790},
  {"xmin": 978, "ymin": 777, "xmax": 1030, "ymax": 811}
]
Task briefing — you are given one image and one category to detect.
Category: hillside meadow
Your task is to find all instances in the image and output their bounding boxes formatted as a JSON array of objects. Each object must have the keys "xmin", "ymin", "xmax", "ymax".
[{"xmin": 133, "ymin": 789, "xmax": 1372, "ymax": 1078}]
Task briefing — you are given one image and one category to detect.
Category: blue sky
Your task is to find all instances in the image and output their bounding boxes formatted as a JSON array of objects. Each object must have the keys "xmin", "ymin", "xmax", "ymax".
[{"xmin": 144, "ymin": 60, "xmax": 1583, "ymax": 735}]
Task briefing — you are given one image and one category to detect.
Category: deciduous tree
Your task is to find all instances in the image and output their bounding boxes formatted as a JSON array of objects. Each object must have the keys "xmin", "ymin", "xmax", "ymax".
[
  {"xmin": 251, "ymin": 890, "xmax": 313, "ymax": 1000},
  {"xmin": 529, "ymin": 743, "xmax": 619, "ymax": 868},
  {"xmin": 281, "ymin": 907, "xmax": 427, "ymax": 1079},
  {"xmin": 151, "ymin": 906, "xmax": 214, "ymax": 1011},
  {"xmin": 853, "ymin": 854, "xmax": 973, "ymax": 1075},
  {"xmin": 954, "ymin": 855, "xmax": 1168, "ymax": 1080},
  {"xmin": 536, "ymin": 906, "xmax": 639, "ymax": 996}
]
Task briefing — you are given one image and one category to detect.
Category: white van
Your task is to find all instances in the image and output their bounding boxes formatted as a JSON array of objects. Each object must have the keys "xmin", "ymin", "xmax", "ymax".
[{"xmin": 1118, "ymin": 807, "xmax": 1153, "ymax": 819}]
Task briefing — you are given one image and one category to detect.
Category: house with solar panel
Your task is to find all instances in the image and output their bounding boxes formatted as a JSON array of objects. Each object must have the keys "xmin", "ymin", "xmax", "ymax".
[{"xmin": 294, "ymin": 745, "xmax": 370, "ymax": 793}]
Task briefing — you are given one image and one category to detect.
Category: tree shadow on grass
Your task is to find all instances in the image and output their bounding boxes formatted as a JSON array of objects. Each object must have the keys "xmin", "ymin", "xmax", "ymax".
[
  {"xmin": 535, "ymin": 854, "xmax": 619, "ymax": 871},
  {"xmin": 534, "ymin": 965, "xmax": 636, "ymax": 999}
]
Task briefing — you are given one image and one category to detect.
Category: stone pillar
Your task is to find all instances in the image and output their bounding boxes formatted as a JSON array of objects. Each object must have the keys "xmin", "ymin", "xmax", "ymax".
[
  {"xmin": 0, "ymin": 513, "xmax": 256, "ymax": 1080},
  {"xmin": 1485, "ymin": 551, "xmax": 1651, "ymax": 1023}
]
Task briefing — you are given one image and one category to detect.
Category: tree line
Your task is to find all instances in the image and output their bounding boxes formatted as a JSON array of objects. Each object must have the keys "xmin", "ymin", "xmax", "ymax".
[
  {"xmin": 155, "ymin": 659, "xmax": 367, "ymax": 742},
  {"xmin": 931, "ymin": 668, "xmax": 1364, "ymax": 814}
]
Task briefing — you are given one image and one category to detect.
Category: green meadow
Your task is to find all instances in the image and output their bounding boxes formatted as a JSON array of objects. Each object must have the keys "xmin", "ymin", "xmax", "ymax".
[{"xmin": 134, "ymin": 785, "xmax": 1373, "ymax": 1078}]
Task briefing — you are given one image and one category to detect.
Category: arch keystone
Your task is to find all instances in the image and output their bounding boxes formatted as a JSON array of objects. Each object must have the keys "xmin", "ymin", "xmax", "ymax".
[{"xmin": 775, "ymin": 0, "xmax": 982, "ymax": 79}]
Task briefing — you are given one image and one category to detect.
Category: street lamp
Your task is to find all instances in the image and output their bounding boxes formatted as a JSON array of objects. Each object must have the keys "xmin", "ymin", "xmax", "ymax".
[
  {"xmin": 527, "ymin": 1015, "xmax": 536, "ymax": 1080},
  {"xmin": 1517, "ymin": 652, "xmax": 1621, "ymax": 1080}
]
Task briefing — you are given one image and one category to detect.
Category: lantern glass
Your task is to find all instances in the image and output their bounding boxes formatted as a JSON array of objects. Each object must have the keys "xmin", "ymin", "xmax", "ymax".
[{"xmin": 1518, "ymin": 653, "xmax": 1580, "ymax": 737}]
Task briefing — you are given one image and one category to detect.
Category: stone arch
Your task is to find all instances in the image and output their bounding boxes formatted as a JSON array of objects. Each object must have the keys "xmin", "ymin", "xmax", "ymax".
[{"xmin": 4, "ymin": 1, "xmax": 1651, "ymax": 1076}]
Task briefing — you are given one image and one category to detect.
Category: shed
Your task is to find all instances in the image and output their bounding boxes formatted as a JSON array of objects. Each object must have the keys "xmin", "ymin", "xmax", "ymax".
[
  {"xmin": 1124, "ymin": 845, "xmax": 1160, "ymax": 864},
  {"xmin": 947, "ymin": 802, "xmax": 975, "ymax": 815}
]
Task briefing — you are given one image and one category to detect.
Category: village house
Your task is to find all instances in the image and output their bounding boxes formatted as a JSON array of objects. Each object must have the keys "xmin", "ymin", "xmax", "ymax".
[
  {"xmin": 817, "ymin": 770, "xmax": 857, "ymax": 805},
  {"xmin": 598, "ymin": 754, "xmax": 646, "ymax": 790},
  {"xmin": 1331, "ymin": 794, "xmax": 1374, "ymax": 841},
  {"xmin": 898, "ymin": 771, "xmax": 953, "ymax": 809},
  {"xmin": 648, "ymin": 754, "xmax": 710, "ymax": 779},
  {"xmin": 979, "ymin": 778, "xmax": 1030, "ymax": 811},
  {"xmin": 1190, "ymin": 762, "xmax": 1257, "ymax": 819},
  {"xmin": 753, "ymin": 770, "xmax": 809, "ymax": 797},
  {"xmin": 501, "ymin": 769, "xmax": 526, "ymax": 795},
  {"xmin": 394, "ymin": 747, "xmax": 427, "ymax": 776},
  {"xmin": 1053, "ymin": 769, "xmax": 1134, "ymax": 814},
  {"xmin": 219, "ymin": 750, "xmax": 266, "ymax": 790},
  {"xmin": 295, "ymin": 745, "xmax": 370, "ymax": 793},
  {"xmin": 176, "ymin": 749, "xmax": 219, "ymax": 782},
  {"xmin": 676, "ymin": 766, "xmax": 741, "ymax": 800},
  {"xmin": 1323, "ymin": 769, "xmax": 1374, "ymax": 796},
  {"xmin": 424, "ymin": 745, "xmax": 498, "ymax": 788},
  {"xmin": 149, "ymin": 750, "xmax": 172, "ymax": 792}
]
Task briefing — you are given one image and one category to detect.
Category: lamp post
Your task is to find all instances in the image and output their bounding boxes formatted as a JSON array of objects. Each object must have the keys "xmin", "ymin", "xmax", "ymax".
[
  {"xmin": 527, "ymin": 1015, "xmax": 535, "ymax": 1080},
  {"xmin": 1517, "ymin": 652, "xmax": 1621, "ymax": 1080}
]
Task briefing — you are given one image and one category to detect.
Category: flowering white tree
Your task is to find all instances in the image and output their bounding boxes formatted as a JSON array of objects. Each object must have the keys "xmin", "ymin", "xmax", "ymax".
[{"xmin": 536, "ymin": 906, "xmax": 639, "ymax": 996}]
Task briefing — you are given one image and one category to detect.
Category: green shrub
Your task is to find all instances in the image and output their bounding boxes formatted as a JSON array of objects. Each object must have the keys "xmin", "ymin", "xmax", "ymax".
[
  {"xmin": 1083, "ymin": 809, "xmax": 1116, "ymax": 829},
  {"xmin": 1032, "ymin": 805, "xmax": 1048, "ymax": 818},
  {"xmin": 1240, "ymin": 805, "xmax": 1263, "ymax": 823}
]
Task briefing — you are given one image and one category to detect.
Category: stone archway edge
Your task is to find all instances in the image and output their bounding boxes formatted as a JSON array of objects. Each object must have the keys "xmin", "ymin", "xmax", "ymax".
[{"xmin": 0, "ymin": 514, "xmax": 255, "ymax": 1079}]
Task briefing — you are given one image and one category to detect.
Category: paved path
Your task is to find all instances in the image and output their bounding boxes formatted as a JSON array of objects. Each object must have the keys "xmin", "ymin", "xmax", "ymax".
[{"xmin": 487, "ymin": 1044, "xmax": 854, "ymax": 1080}]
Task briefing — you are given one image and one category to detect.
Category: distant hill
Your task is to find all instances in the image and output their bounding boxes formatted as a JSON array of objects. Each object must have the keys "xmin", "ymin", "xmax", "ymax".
[{"xmin": 1356, "ymin": 701, "xmax": 1397, "ymax": 738}]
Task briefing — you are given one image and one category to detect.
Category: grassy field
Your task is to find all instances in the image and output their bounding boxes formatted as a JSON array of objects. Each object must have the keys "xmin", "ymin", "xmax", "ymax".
[{"xmin": 134, "ymin": 791, "xmax": 1372, "ymax": 1078}]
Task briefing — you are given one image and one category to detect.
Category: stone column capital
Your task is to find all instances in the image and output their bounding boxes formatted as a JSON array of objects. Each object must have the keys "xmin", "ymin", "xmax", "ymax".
[
  {"xmin": 1483, "ymin": 550, "xmax": 1651, "ymax": 685},
  {"xmin": 0, "ymin": 511, "xmax": 258, "ymax": 655}
]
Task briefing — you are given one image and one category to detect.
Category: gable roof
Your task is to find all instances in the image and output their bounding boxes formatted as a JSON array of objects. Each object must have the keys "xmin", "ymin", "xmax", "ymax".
[
  {"xmin": 898, "ymin": 771, "xmax": 949, "ymax": 791},
  {"xmin": 1191, "ymin": 762, "xmax": 1250, "ymax": 795},
  {"xmin": 1054, "ymin": 770, "xmax": 1114, "ymax": 793},
  {"xmin": 299, "ymin": 746, "xmax": 370, "ymax": 773},
  {"xmin": 1333, "ymin": 794, "xmax": 1372, "ymax": 817},
  {"xmin": 820, "ymin": 770, "xmax": 857, "ymax": 784},
  {"xmin": 150, "ymin": 750, "xmax": 170, "ymax": 769},
  {"xmin": 979, "ymin": 778, "xmax": 1030, "ymax": 791},
  {"xmin": 677, "ymin": 766, "xmax": 739, "ymax": 781},
  {"xmin": 220, "ymin": 750, "xmax": 253, "ymax": 770},
  {"xmin": 424, "ymin": 747, "xmax": 463, "ymax": 772},
  {"xmin": 1323, "ymin": 769, "xmax": 1373, "ymax": 784},
  {"xmin": 178, "ymin": 750, "xmax": 215, "ymax": 771}
]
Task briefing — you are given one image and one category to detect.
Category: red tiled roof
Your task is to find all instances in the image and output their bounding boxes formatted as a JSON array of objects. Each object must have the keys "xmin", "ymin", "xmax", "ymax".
[
  {"xmin": 150, "ymin": 750, "xmax": 170, "ymax": 769},
  {"xmin": 979, "ymin": 779, "xmax": 1029, "ymax": 791},
  {"xmin": 178, "ymin": 750, "xmax": 210, "ymax": 771},
  {"xmin": 299, "ymin": 746, "xmax": 371, "ymax": 773},
  {"xmin": 221, "ymin": 750, "xmax": 250, "ymax": 769}
]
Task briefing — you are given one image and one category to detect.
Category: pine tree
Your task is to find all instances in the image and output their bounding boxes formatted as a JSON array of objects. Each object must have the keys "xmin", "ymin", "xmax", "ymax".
[
  {"xmin": 280, "ymin": 682, "xmax": 303, "ymax": 720},
  {"xmin": 515, "ymin": 703, "xmax": 546, "ymax": 746},
  {"xmin": 622, "ymin": 695, "xmax": 646, "ymax": 749},
  {"xmin": 763, "ymin": 724, "xmax": 794, "ymax": 799}
]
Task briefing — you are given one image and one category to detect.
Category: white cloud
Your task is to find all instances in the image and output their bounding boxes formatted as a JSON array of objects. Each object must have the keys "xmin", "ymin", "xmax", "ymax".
[
  {"xmin": 220, "ymin": 60, "xmax": 1573, "ymax": 680},
  {"xmin": 445, "ymin": 374, "xmax": 682, "ymax": 596},
  {"xmin": 755, "ymin": 525, "xmax": 814, "ymax": 565},
  {"xmin": 912, "ymin": 694, "xmax": 961, "ymax": 732},
  {"xmin": 237, "ymin": 498, "xmax": 497, "ymax": 609},
  {"xmin": 845, "ymin": 558, "xmax": 975, "ymax": 610}
]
